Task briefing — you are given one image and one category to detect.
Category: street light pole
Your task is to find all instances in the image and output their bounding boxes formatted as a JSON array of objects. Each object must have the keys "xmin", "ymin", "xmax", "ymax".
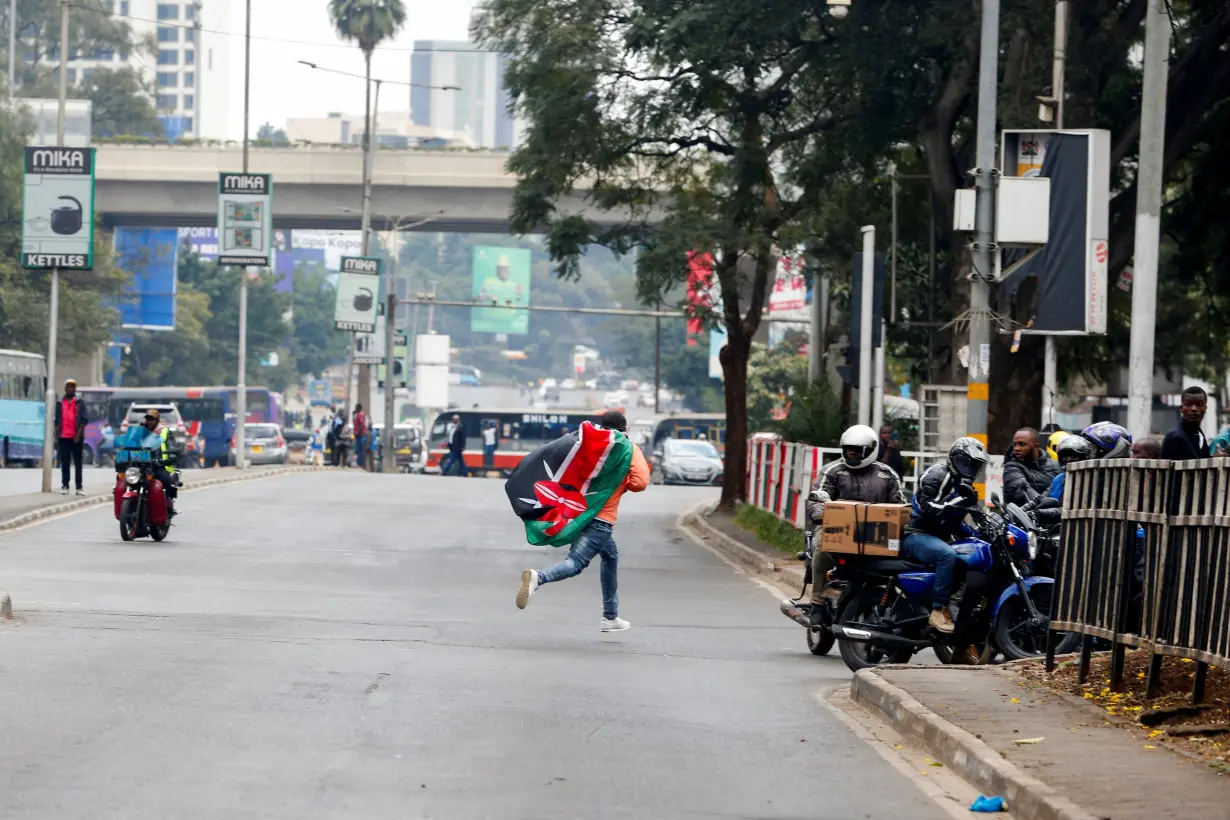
[
  {"xmin": 235, "ymin": 0, "xmax": 251, "ymax": 469},
  {"xmin": 966, "ymin": 0, "xmax": 1001, "ymax": 447},
  {"xmin": 1127, "ymin": 0, "xmax": 1171, "ymax": 438},
  {"xmin": 7, "ymin": 0, "xmax": 16, "ymax": 100},
  {"xmin": 1041, "ymin": 0, "xmax": 1067, "ymax": 430},
  {"xmin": 40, "ymin": 0, "xmax": 68, "ymax": 493}
]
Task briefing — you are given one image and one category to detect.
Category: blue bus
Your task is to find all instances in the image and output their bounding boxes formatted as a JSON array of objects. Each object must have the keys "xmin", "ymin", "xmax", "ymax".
[{"xmin": 0, "ymin": 350, "xmax": 47, "ymax": 467}]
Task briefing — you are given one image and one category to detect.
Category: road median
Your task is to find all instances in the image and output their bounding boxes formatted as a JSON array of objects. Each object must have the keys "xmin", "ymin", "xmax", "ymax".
[{"xmin": 0, "ymin": 465, "xmax": 330, "ymax": 534}]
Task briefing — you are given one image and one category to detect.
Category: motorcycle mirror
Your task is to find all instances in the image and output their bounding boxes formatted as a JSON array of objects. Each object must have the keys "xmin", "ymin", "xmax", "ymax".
[
  {"xmin": 990, "ymin": 492, "xmax": 1002, "ymax": 508},
  {"xmin": 1035, "ymin": 497, "xmax": 1061, "ymax": 510}
]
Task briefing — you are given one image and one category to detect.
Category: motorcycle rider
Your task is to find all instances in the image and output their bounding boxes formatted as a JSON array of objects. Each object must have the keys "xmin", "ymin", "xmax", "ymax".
[
  {"xmin": 141, "ymin": 409, "xmax": 181, "ymax": 515},
  {"xmin": 1047, "ymin": 434, "xmax": 1097, "ymax": 503},
  {"xmin": 903, "ymin": 437, "xmax": 988, "ymax": 635},
  {"xmin": 806, "ymin": 425, "xmax": 904, "ymax": 619}
]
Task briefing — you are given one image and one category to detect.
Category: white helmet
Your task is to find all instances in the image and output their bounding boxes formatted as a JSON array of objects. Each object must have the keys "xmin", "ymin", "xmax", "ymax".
[{"xmin": 839, "ymin": 425, "xmax": 879, "ymax": 470}]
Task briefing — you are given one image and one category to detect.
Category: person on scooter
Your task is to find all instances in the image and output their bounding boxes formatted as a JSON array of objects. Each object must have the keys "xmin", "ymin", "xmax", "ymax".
[
  {"xmin": 141, "ymin": 409, "xmax": 181, "ymax": 516},
  {"xmin": 903, "ymin": 437, "xmax": 988, "ymax": 635},
  {"xmin": 1047, "ymin": 434, "xmax": 1097, "ymax": 503},
  {"xmin": 805, "ymin": 425, "xmax": 904, "ymax": 620}
]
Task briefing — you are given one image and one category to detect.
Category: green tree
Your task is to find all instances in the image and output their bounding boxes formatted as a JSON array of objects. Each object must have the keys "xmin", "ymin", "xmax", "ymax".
[
  {"xmin": 327, "ymin": 0, "xmax": 406, "ymax": 162},
  {"xmin": 77, "ymin": 66, "xmax": 161, "ymax": 137},
  {"xmin": 256, "ymin": 122, "xmax": 290, "ymax": 145},
  {"xmin": 291, "ymin": 263, "xmax": 350, "ymax": 376},
  {"xmin": 475, "ymin": 0, "xmax": 845, "ymax": 507}
]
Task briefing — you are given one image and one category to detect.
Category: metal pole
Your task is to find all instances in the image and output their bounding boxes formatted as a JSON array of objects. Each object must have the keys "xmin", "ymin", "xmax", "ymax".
[
  {"xmin": 966, "ymin": 0, "xmax": 1000, "ymax": 446},
  {"xmin": 808, "ymin": 269, "xmax": 823, "ymax": 383},
  {"xmin": 819, "ymin": 272, "xmax": 829, "ymax": 372},
  {"xmin": 928, "ymin": 203, "xmax": 936, "ymax": 322},
  {"xmin": 890, "ymin": 167, "xmax": 898, "ymax": 323},
  {"xmin": 1127, "ymin": 0, "xmax": 1170, "ymax": 438},
  {"xmin": 235, "ymin": 0, "xmax": 251, "ymax": 468},
  {"xmin": 872, "ymin": 320, "xmax": 886, "ymax": 433},
  {"xmin": 381, "ymin": 221, "xmax": 397, "ymax": 473},
  {"xmin": 356, "ymin": 68, "xmax": 378, "ymax": 431},
  {"xmin": 425, "ymin": 282, "xmax": 437, "ymax": 332},
  {"xmin": 1041, "ymin": 0, "xmax": 1067, "ymax": 431},
  {"xmin": 40, "ymin": 0, "xmax": 68, "ymax": 493},
  {"xmin": 654, "ymin": 314, "xmax": 662, "ymax": 414},
  {"xmin": 858, "ymin": 226, "xmax": 875, "ymax": 426},
  {"xmin": 8, "ymin": 0, "xmax": 16, "ymax": 100}
]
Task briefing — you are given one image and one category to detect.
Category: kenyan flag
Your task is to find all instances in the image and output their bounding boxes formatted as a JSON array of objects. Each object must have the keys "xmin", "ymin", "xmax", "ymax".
[{"xmin": 505, "ymin": 421, "xmax": 634, "ymax": 547}]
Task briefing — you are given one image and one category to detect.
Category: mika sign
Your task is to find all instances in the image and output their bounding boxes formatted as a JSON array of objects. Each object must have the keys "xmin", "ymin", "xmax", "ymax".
[
  {"xmin": 334, "ymin": 255, "xmax": 383, "ymax": 333},
  {"xmin": 217, "ymin": 172, "xmax": 273, "ymax": 266},
  {"xmin": 22, "ymin": 146, "xmax": 95, "ymax": 270}
]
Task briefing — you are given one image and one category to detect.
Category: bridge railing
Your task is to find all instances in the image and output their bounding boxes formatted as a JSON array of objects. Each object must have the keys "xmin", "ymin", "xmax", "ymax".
[{"xmin": 1049, "ymin": 457, "xmax": 1230, "ymax": 701}]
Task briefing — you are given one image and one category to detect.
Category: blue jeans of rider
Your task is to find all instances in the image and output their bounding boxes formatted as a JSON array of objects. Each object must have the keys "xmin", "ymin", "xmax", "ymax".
[
  {"xmin": 902, "ymin": 532, "xmax": 957, "ymax": 610},
  {"xmin": 537, "ymin": 520, "xmax": 619, "ymax": 620}
]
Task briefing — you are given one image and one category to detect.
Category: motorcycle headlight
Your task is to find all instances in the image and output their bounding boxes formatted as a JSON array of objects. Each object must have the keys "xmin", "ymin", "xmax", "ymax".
[
  {"xmin": 1028, "ymin": 536, "xmax": 1038, "ymax": 560},
  {"xmin": 124, "ymin": 466, "xmax": 142, "ymax": 485}
]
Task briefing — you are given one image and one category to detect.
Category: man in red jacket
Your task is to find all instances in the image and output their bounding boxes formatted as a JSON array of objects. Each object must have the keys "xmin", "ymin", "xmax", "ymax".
[
  {"xmin": 352, "ymin": 404, "xmax": 368, "ymax": 470},
  {"xmin": 54, "ymin": 378, "xmax": 87, "ymax": 495}
]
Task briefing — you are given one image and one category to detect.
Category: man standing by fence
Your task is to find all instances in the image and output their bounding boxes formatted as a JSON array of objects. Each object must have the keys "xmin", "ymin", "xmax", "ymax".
[
  {"xmin": 54, "ymin": 379, "xmax": 87, "ymax": 496},
  {"xmin": 1161, "ymin": 386, "xmax": 1211, "ymax": 460}
]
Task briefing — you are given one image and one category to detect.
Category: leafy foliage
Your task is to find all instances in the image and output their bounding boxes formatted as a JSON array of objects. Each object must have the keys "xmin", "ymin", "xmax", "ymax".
[
  {"xmin": 327, "ymin": 0, "xmax": 406, "ymax": 55},
  {"xmin": 77, "ymin": 67, "xmax": 161, "ymax": 137}
]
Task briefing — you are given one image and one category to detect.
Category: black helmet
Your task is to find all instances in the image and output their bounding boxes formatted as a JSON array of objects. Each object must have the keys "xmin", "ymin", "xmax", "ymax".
[
  {"xmin": 1080, "ymin": 422, "xmax": 1132, "ymax": 459},
  {"xmin": 1055, "ymin": 435, "xmax": 1096, "ymax": 467},
  {"xmin": 948, "ymin": 436, "xmax": 989, "ymax": 482}
]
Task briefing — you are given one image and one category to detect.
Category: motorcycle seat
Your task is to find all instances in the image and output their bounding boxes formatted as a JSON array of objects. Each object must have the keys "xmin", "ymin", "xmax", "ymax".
[{"xmin": 843, "ymin": 556, "xmax": 930, "ymax": 575}]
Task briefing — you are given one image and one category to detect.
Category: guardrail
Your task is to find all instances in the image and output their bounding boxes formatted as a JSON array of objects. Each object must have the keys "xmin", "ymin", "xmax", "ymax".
[
  {"xmin": 1049, "ymin": 457, "xmax": 1230, "ymax": 701},
  {"xmin": 745, "ymin": 440, "xmax": 947, "ymax": 529}
]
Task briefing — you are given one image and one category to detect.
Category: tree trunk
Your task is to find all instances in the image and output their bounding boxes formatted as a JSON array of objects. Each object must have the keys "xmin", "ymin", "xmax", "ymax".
[{"xmin": 718, "ymin": 328, "xmax": 750, "ymax": 511}]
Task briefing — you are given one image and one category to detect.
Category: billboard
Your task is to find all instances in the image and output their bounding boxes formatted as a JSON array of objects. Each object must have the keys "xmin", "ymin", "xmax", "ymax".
[
  {"xmin": 471, "ymin": 246, "xmax": 531, "ymax": 334},
  {"xmin": 334, "ymin": 256, "xmax": 382, "ymax": 333},
  {"xmin": 22, "ymin": 147, "xmax": 95, "ymax": 270},
  {"xmin": 686, "ymin": 251, "xmax": 715, "ymax": 345},
  {"xmin": 115, "ymin": 227, "xmax": 179, "ymax": 330},
  {"xmin": 768, "ymin": 249, "xmax": 810, "ymax": 347},
  {"xmin": 217, "ymin": 172, "xmax": 273, "ymax": 266}
]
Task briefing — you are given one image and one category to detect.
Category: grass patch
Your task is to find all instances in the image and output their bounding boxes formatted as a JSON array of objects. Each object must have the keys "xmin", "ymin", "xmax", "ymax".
[{"xmin": 733, "ymin": 503, "xmax": 805, "ymax": 555}]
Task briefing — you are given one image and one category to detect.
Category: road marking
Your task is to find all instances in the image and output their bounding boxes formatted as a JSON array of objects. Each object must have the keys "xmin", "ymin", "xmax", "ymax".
[{"xmin": 817, "ymin": 686, "xmax": 996, "ymax": 820}]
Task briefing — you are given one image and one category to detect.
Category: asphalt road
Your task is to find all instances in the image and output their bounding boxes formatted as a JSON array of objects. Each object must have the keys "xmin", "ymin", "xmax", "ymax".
[{"xmin": 0, "ymin": 473, "xmax": 950, "ymax": 819}]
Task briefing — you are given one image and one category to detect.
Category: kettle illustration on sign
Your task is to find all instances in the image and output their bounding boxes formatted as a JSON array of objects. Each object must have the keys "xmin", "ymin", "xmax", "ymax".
[
  {"xmin": 352, "ymin": 287, "xmax": 374, "ymax": 312},
  {"xmin": 50, "ymin": 196, "xmax": 83, "ymax": 235}
]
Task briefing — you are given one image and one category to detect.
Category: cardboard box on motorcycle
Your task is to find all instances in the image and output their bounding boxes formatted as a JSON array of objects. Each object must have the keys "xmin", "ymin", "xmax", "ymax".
[{"xmin": 820, "ymin": 501, "xmax": 910, "ymax": 557}]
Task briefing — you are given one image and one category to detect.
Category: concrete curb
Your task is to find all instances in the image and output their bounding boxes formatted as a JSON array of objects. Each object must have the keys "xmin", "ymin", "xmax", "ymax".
[
  {"xmin": 0, "ymin": 465, "xmax": 330, "ymax": 534},
  {"xmin": 677, "ymin": 500, "xmax": 806, "ymax": 588},
  {"xmin": 850, "ymin": 668, "xmax": 1100, "ymax": 820}
]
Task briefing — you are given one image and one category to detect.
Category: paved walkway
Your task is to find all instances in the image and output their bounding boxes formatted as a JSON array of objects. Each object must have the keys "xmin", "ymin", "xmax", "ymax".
[{"xmin": 875, "ymin": 666, "xmax": 1229, "ymax": 819}]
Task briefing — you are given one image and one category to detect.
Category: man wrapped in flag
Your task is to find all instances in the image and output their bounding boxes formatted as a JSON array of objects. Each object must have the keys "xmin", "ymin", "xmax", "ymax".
[{"xmin": 511, "ymin": 411, "xmax": 650, "ymax": 632}]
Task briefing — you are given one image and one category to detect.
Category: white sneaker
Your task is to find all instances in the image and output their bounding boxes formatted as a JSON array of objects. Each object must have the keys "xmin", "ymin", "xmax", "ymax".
[
  {"xmin": 516, "ymin": 569, "xmax": 539, "ymax": 609},
  {"xmin": 601, "ymin": 617, "xmax": 631, "ymax": 633}
]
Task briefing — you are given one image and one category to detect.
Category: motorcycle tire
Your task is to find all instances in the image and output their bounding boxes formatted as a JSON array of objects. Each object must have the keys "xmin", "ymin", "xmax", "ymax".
[
  {"xmin": 836, "ymin": 587, "xmax": 914, "ymax": 673},
  {"xmin": 150, "ymin": 524, "xmax": 169, "ymax": 542},
  {"xmin": 119, "ymin": 498, "xmax": 138, "ymax": 542},
  {"xmin": 994, "ymin": 585, "xmax": 1063, "ymax": 661},
  {"xmin": 806, "ymin": 625, "xmax": 835, "ymax": 656}
]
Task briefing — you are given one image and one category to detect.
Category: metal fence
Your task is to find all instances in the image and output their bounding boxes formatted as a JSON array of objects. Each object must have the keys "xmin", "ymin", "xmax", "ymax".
[
  {"xmin": 1049, "ymin": 457, "xmax": 1230, "ymax": 701},
  {"xmin": 745, "ymin": 440, "xmax": 948, "ymax": 530}
]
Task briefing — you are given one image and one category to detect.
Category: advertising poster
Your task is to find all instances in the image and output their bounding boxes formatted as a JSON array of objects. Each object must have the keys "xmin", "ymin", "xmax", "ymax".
[
  {"xmin": 769, "ymin": 249, "xmax": 811, "ymax": 347},
  {"xmin": 471, "ymin": 246, "xmax": 531, "ymax": 335},
  {"xmin": 115, "ymin": 227, "xmax": 179, "ymax": 330},
  {"xmin": 22, "ymin": 146, "xmax": 95, "ymax": 270},
  {"xmin": 334, "ymin": 255, "xmax": 382, "ymax": 333},
  {"xmin": 216, "ymin": 172, "xmax": 273, "ymax": 266},
  {"xmin": 685, "ymin": 251, "xmax": 715, "ymax": 345}
]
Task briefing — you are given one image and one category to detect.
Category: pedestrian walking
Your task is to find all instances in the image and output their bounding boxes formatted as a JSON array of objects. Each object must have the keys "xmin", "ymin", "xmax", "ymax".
[
  {"xmin": 439, "ymin": 414, "xmax": 467, "ymax": 476},
  {"xmin": 353, "ymin": 404, "xmax": 368, "ymax": 470},
  {"xmin": 331, "ymin": 409, "xmax": 349, "ymax": 467},
  {"xmin": 54, "ymin": 378, "xmax": 87, "ymax": 495},
  {"xmin": 482, "ymin": 420, "xmax": 498, "ymax": 471},
  {"xmin": 515, "ymin": 410, "xmax": 650, "ymax": 632},
  {"xmin": 1161, "ymin": 386, "xmax": 1211, "ymax": 459}
]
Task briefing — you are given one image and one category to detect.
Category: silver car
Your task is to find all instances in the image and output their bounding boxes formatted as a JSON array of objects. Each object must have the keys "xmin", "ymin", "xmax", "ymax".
[
  {"xmin": 651, "ymin": 438, "xmax": 724, "ymax": 485},
  {"xmin": 232, "ymin": 423, "xmax": 288, "ymax": 465}
]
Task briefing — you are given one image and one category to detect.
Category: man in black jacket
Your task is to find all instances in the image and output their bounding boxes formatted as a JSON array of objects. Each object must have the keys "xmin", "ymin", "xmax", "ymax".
[
  {"xmin": 53, "ymin": 379, "xmax": 87, "ymax": 495},
  {"xmin": 1161, "ymin": 386, "xmax": 1211, "ymax": 460},
  {"xmin": 1003, "ymin": 427, "xmax": 1059, "ymax": 507},
  {"xmin": 439, "ymin": 414, "xmax": 467, "ymax": 476}
]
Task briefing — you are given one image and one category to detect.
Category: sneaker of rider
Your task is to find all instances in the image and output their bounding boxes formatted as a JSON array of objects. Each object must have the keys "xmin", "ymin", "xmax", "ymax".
[
  {"xmin": 75, "ymin": 488, "xmax": 86, "ymax": 496},
  {"xmin": 601, "ymin": 617, "xmax": 631, "ymax": 633},
  {"xmin": 928, "ymin": 608, "xmax": 956, "ymax": 634},
  {"xmin": 60, "ymin": 487, "xmax": 69, "ymax": 495},
  {"xmin": 515, "ymin": 569, "xmax": 539, "ymax": 609}
]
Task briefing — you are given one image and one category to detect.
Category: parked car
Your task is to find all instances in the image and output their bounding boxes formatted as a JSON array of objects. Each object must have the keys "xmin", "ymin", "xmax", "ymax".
[
  {"xmin": 650, "ymin": 438, "xmax": 724, "ymax": 486},
  {"xmin": 620, "ymin": 379, "xmax": 640, "ymax": 391},
  {"xmin": 120, "ymin": 403, "xmax": 193, "ymax": 467},
  {"xmin": 373, "ymin": 423, "xmax": 424, "ymax": 472},
  {"xmin": 283, "ymin": 428, "xmax": 312, "ymax": 464},
  {"xmin": 603, "ymin": 390, "xmax": 629, "ymax": 409},
  {"xmin": 560, "ymin": 378, "xmax": 578, "ymax": 390},
  {"xmin": 231, "ymin": 423, "xmax": 288, "ymax": 466}
]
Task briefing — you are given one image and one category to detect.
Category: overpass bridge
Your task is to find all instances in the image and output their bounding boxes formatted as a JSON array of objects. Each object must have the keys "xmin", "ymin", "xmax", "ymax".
[{"xmin": 92, "ymin": 144, "xmax": 629, "ymax": 233}]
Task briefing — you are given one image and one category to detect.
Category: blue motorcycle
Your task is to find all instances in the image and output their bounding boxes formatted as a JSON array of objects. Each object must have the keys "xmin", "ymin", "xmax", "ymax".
[{"xmin": 829, "ymin": 495, "xmax": 1062, "ymax": 671}]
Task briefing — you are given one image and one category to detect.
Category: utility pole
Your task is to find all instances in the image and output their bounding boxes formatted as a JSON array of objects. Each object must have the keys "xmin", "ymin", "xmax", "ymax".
[
  {"xmin": 235, "ymin": 0, "xmax": 251, "ymax": 468},
  {"xmin": 40, "ymin": 0, "xmax": 68, "ymax": 493},
  {"xmin": 808, "ymin": 268, "xmax": 824, "ymax": 384},
  {"xmin": 356, "ymin": 76, "xmax": 380, "ymax": 428},
  {"xmin": 966, "ymin": 0, "xmax": 1001, "ymax": 447},
  {"xmin": 653, "ymin": 314, "xmax": 662, "ymax": 414},
  {"xmin": 890, "ymin": 166, "xmax": 898, "ymax": 322},
  {"xmin": 7, "ymin": 0, "xmax": 16, "ymax": 100},
  {"xmin": 1041, "ymin": 0, "xmax": 1067, "ymax": 429},
  {"xmin": 1127, "ymin": 0, "xmax": 1170, "ymax": 438},
  {"xmin": 858, "ymin": 226, "xmax": 875, "ymax": 426}
]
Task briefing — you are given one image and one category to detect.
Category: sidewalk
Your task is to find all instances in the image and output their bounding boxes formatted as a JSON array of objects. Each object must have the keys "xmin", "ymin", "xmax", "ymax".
[
  {"xmin": 851, "ymin": 664, "xmax": 1228, "ymax": 820},
  {"xmin": 0, "ymin": 465, "xmax": 322, "ymax": 532},
  {"xmin": 681, "ymin": 503, "xmax": 807, "ymax": 591}
]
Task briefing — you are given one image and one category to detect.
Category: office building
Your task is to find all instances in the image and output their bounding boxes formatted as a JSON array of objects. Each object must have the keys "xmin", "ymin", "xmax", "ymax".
[
  {"xmin": 409, "ymin": 40, "xmax": 520, "ymax": 150},
  {"xmin": 285, "ymin": 111, "xmax": 475, "ymax": 148}
]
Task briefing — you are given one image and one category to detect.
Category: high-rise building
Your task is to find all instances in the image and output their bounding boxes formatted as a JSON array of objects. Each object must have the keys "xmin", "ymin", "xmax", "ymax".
[
  {"xmin": 25, "ymin": 0, "xmax": 234, "ymax": 140},
  {"xmin": 409, "ymin": 40, "xmax": 520, "ymax": 150}
]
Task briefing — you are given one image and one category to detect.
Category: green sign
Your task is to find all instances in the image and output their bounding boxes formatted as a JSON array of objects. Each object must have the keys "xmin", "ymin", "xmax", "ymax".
[
  {"xmin": 377, "ymin": 332, "xmax": 409, "ymax": 388},
  {"xmin": 471, "ymin": 246, "xmax": 531, "ymax": 335},
  {"xmin": 22, "ymin": 147, "xmax": 96, "ymax": 270}
]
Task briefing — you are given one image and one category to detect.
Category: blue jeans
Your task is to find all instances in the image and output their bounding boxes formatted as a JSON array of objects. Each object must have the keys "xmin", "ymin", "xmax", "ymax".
[
  {"xmin": 355, "ymin": 435, "xmax": 367, "ymax": 468},
  {"xmin": 483, "ymin": 443, "xmax": 496, "ymax": 468},
  {"xmin": 537, "ymin": 520, "xmax": 619, "ymax": 620},
  {"xmin": 902, "ymin": 532, "xmax": 957, "ymax": 609},
  {"xmin": 439, "ymin": 450, "xmax": 465, "ymax": 476}
]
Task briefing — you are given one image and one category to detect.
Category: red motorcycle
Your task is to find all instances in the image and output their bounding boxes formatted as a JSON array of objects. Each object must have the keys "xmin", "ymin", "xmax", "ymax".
[{"xmin": 113, "ymin": 446, "xmax": 172, "ymax": 542}]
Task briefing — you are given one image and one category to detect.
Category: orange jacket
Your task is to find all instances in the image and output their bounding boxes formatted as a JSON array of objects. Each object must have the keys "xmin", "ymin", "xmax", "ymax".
[{"xmin": 597, "ymin": 445, "xmax": 650, "ymax": 524}]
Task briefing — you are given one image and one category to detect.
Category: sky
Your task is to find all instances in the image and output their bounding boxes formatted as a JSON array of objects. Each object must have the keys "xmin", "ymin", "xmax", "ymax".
[{"xmin": 206, "ymin": 0, "xmax": 479, "ymax": 139}]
